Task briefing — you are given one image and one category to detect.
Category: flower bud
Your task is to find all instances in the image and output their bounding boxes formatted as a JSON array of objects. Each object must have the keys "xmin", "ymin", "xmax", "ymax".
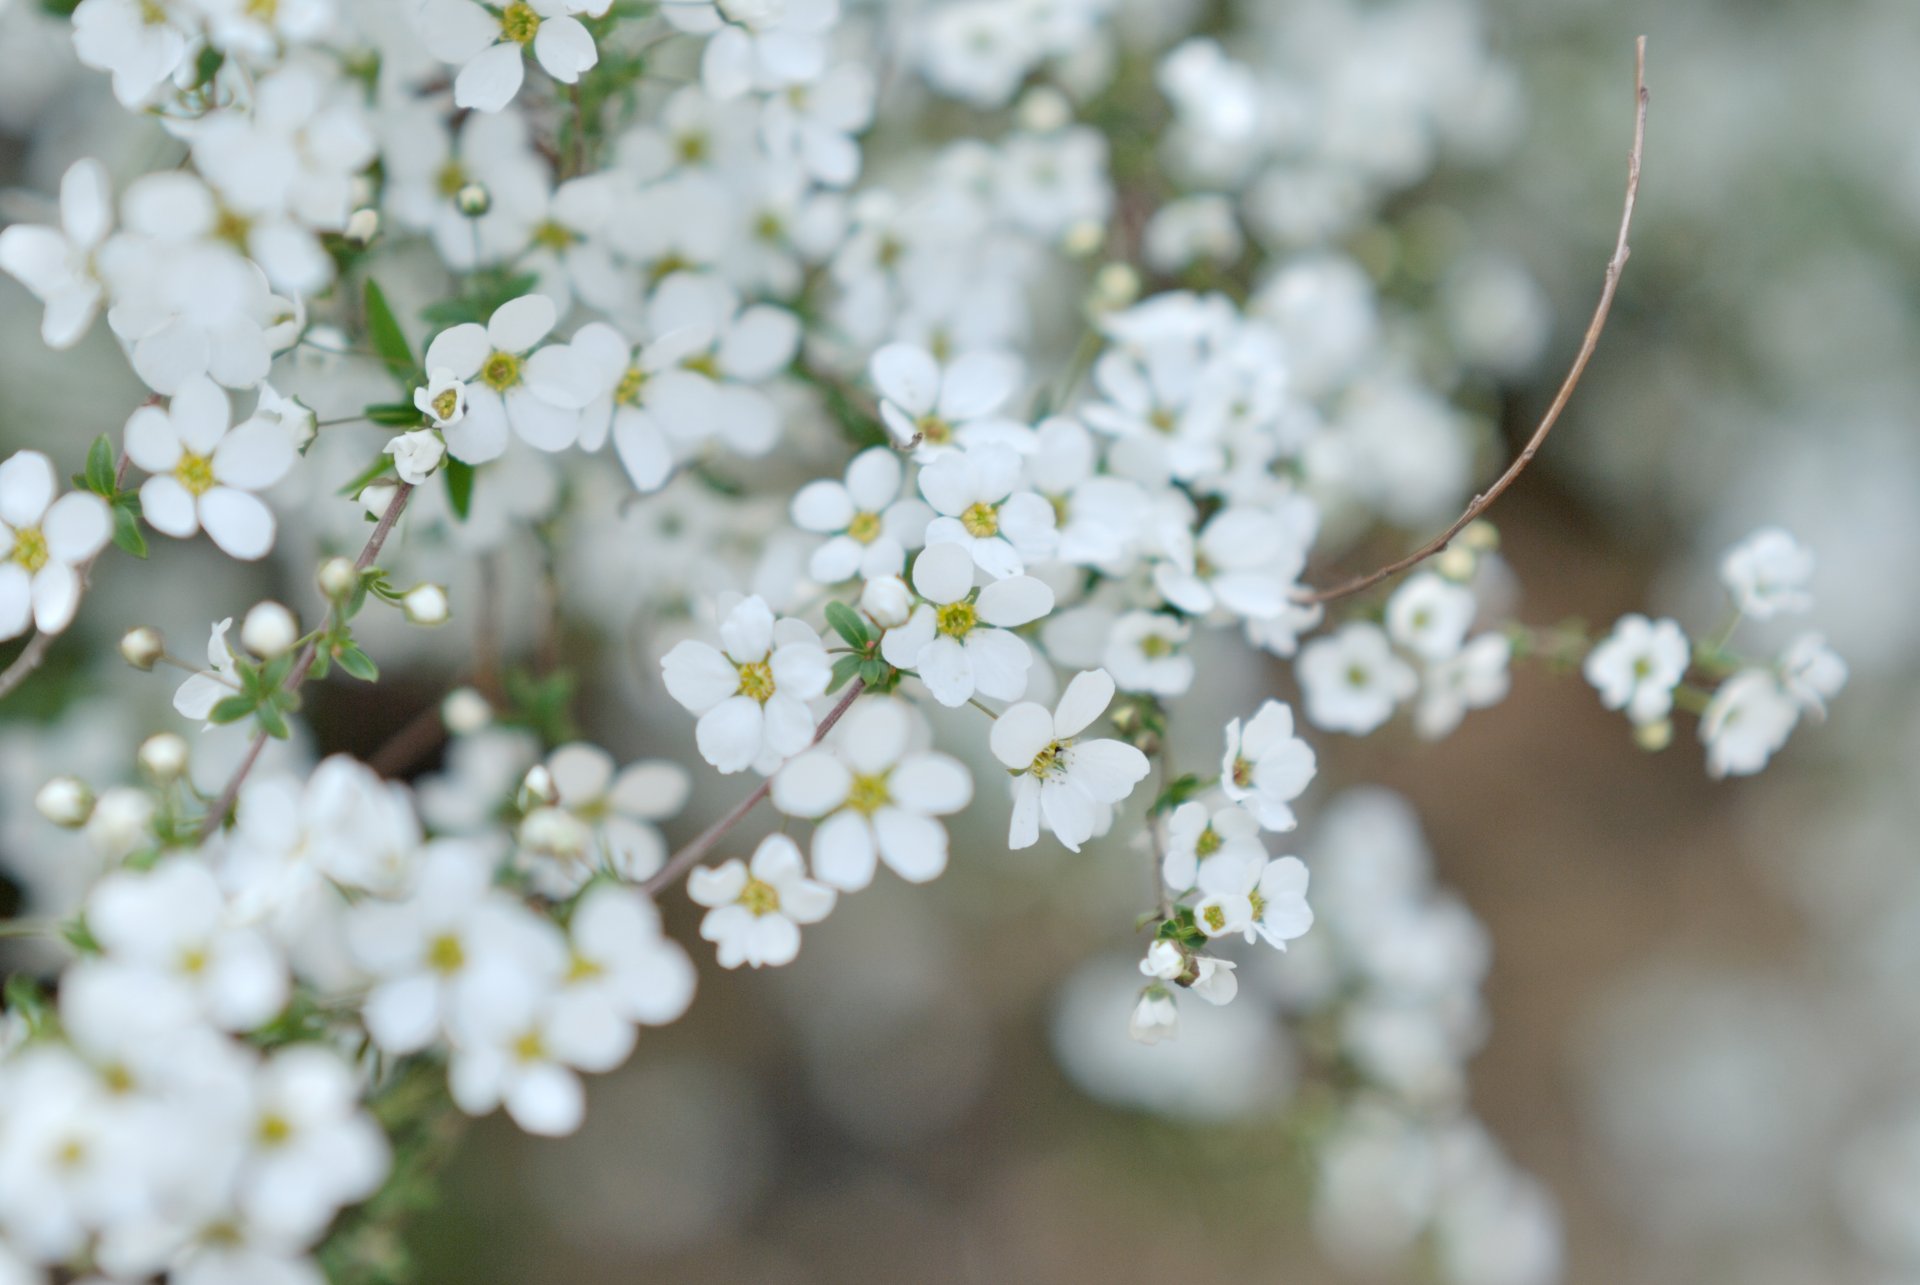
[
  {"xmin": 344, "ymin": 207, "xmax": 379, "ymax": 246},
  {"xmin": 1090, "ymin": 262, "xmax": 1140, "ymax": 312},
  {"xmin": 1128, "ymin": 987, "xmax": 1179, "ymax": 1045},
  {"xmin": 1017, "ymin": 86, "xmax": 1072, "ymax": 133},
  {"xmin": 383, "ymin": 429, "xmax": 446, "ymax": 485},
  {"xmin": 1062, "ymin": 219, "xmax": 1105, "ymax": 258},
  {"xmin": 1435, "ymin": 545, "xmax": 1477, "ymax": 582},
  {"xmin": 1634, "ymin": 718, "xmax": 1674, "ymax": 752},
  {"xmin": 455, "ymin": 182, "xmax": 491, "ymax": 217},
  {"xmin": 35, "ymin": 777, "xmax": 93, "ymax": 828},
  {"xmin": 442, "ymin": 686, "xmax": 492, "ymax": 736},
  {"xmin": 240, "ymin": 601, "xmax": 298, "ymax": 658},
  {"xmin": 402, "ymin": 584, "xmax": 450, "ymax": 626},
  {"xmin": 359, "ymin": 481, "xmax": 398, "ymax": 517},
  {"xmin": 1461, "ymin": 520, "xmax": 1500, "ymax": 553},
  {"xmin": 86, "ymin": 787, "xmax": 155, "ymax": 859},
  {"xmin": 318, "ymin": 556, "xmax": 358, "ymax": 601},
  {"xmin": 519, "ymin": 764, "xmax": 558, "ymax": 808},
  {"xmin": 137, "ymin": 732, "xmax": 190, "ymax": 783},
  {"xmin": 859, "ymin": 575, "xmax": 911, "ymax": 628},
  {"xmin": 119, "ymin": 626, "xmax": 165, "ymax": 672},
  {"xmin": 518, "ymin": 806, "xmax": 589, "ymax": 862}
]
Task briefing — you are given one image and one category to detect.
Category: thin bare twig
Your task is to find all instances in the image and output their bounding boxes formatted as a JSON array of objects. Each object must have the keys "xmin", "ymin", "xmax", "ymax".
[
  {"xmin": 640, "ymin": 678, "xmax": 867, "ymax": 898},
  {"xmin": 1294, "ymin": 37, "xmax": 1650, "ymax": 608},
  {"xmin": 197, "ymin": 483, "xmax": 416, "ymax": 840},
  {"xmin": 0, "ymin": 452, "xmax": 133, "ymax": 702}
]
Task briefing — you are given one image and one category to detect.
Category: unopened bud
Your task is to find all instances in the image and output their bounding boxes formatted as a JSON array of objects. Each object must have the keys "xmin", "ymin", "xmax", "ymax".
[
  {"xmin": 442, "ymin": 686, "xmax": 492, "ymax": 736},
  {"xmin": 86, "ymin": 787, "xmax": 155, "ymax": 859},
  {"xmin": 1062, "ymin": 219, "xmax": 1105, "ymax": 258},
  {"xmin": 455, "ymin": 182, "xmax": 491, "ymax": 217},
  {"xmin": 119, "ymin": 626, "xmax": 165, "ymax": 672},
  {"xmin": 401, "ymin": 584, "xmax": 450, "ymax": 626},
  {"xmin": 137, "ymin": 732, "xmax": 190, "ymax": 783},
  {"xmin": 1435, "ymin": 545, "xmax": 1477, "ymax": 583},
  {"xmin": 241, "ymin": 601, "xmax": 298, "ymax": 658},
  {"xmin": 359, "ymin": 482, "xmax": 398, "ymax": 518},
  {"xmin": 1091, "ymin": 261, "xmax": 1140, "ymax": 312},
  {"xmin": 520, "ymin": 764, "xmax": 558, "ymax": 808},
  {"xmin": 1017, "ymin": 86, "xmax": 1072, "ymax": 134},
  {"xmin": 318, "ymin": 556, "xmax": 358, "ymax": 601},
  {"xmin": 344, "ymin": 207, "xmax": 380, "ymax": 246},
  {"xmin": 859, "ymin": 575, "xmax": 911, "ymax": 628},
  {"xmin": 1461, "ymin": 520, "xmax": 1500, "ymax": 553},
  {"xmin": 35, "ymin": 777, "xmax": 93, "ymax": 828},
  {"xmin": 518, "ymin": 806, "xmax": 589, "ymax": 861},
  {"xmin": 1634, "ymin": 718, "xmax": 1674, "ymax": 752}
]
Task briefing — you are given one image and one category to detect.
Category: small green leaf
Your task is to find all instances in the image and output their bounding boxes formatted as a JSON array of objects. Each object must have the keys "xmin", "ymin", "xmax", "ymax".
[
  {"xmin": 364, "ymin": 402, "xmax": 424, "ymax": 427},
  {"xmin": 1150, "ymin": 773, "xmax": 1203, "ymax": 816},
  {"xmin": 336, "ymin": 644, "xmax": 380, "ymax": 683},
  {"xmin": 827, "ymin": 654, "xmax": 862, "ymax": 693},
  {"xmin": 111, "ymin": 504, "xmax": 148, "ymax": 559},
  {"xmin": 337, "ymin": 453, "xmax": 397, "ymax": 497},
  {"xmin": 261, "ymin": 653, "xmax": 295, "ymax": 690},
  {"xmin": 444, "ymin": 458, "xmax": 475, "ymax": 521},
  {"xmin": 364, "ymin": 279, "xmax": 417, "ymax": 386},
  {"xmin": 824, "ymin": 601, "xmax": 870, "ymax": 648},
  {"xmin": 85, "ymin": 436, "xmax": 115, "ymax": 495},
  {"xmin": 3, "ymin": 974, "xmax": 52, "ymax": 1037},
  {"xmin": 256, "ymin": 701, "xmax": 291, "ymax": 740},
  {"xmin": 210, "ymin": 695, "xmax": 257, "ymax": 725},
  {"xmin": 60, "ymin": 916, "xmax": 100, "ymax": 955}
]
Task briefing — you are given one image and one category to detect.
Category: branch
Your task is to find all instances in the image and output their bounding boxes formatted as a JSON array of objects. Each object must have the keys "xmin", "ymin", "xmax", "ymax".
[
  {"xmin": 0, "ymin": 452, "xmax": 133, "ymax": 702},
  {"xmin": 197, "ymin": 483, "xmax": 416, "ymax": 841},
  {"xmin": 1294, "ymin": 37, "xmax": 1650, "ymax": 608},
  {"xmin": 640, "ymin": 678, "xmax": 867, "ymax": 898}
]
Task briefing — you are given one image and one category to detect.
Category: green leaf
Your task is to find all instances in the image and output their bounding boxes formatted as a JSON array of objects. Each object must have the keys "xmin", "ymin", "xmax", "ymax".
[
  {"xmin": 364, "ymin": 401, "xmax": 424, "ymax": 427},
  {"xmin": 256, "ymin": 701, "xmax": 291, "ymax": 740},
  {"xmin": 336, "ymin": 644, "xmax": 380, "ymax": 683},
  {"xmin": 444, "ymin": 458, "xmax": 475, "ymax": 521},
  {"xmin": 337, "ymin": 453, "xmax": 397, "ymax": 497},
  {"xmin": 84, "ymin": 435, "xmax": 115, "ymax": 495},
  {"xmin": 111, "ymin": 504, "xmax": 148, "ymax": 559},
  {"xmin": 1150, "ymin": 773, "xmax": 1203, "ymax": 816},
  {"xmin": 261, "ymin": 653, "xmax": 295, "ymax": 690},
  {"xmin": 60, "ymin": 916, "xmax": 100, "ymax": 955},
  {"xmin": 2, "ymin": 974, "xmax": 52, "ymax": 1037},
  {"xmin": 824, "ymin": 601, "xmax": 870, "ymax": 648},
  {"xmin": 210, "ymin": 695, "xmax": 257, "ymax": 725},
  {"xmin": 364, "ymin": 279, "xmax": 417, "ymax": 386},
  {"xmin": 827, "ymin": 654, "xmax": 863, "ymax": 694}
]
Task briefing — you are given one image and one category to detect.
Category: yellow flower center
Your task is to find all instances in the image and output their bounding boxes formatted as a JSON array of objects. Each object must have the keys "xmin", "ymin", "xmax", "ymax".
[
  {"xmin": 916, "ymin": 415, "xmax": 953, "ymax": 445},
  {"xmin": 257, "ymin": 1113, "xmax": 292, "ymax": 1147},
  {"xmin": 846, "ymin": 772, "xmax": 891, "ymax": 815},
  {"xmin": 532, "ymin": 220, "xmax": 576, "ymax": 251},
  {"xmin": 246, "ymin": 0, "xmax": 279, "ymax": 19},
  {"xmin": 427, "ymin": 933, "xmax": 465, "ymax": 974},
  {"xmin": 683, "ymin": 352, "xmax": 721, "ymax": 379},
  {"xmin": 213, "ymin": 207, "xmax": 252, "ymax": 250},
  {"xmin": 175, "ymin": 452, "xmax": 216, "ymax": 497},
  {"xmin": 500, "ymin": 2, "xmax": 540, "ymax": 43},
  {"xmin": 1139, "ymin": 633, "xmax": 1173, "ymax": 658},
  {"xmin": 615, "ymin": 365, "xmax": 647, "ymax": 406},
  {"xmin": 567, "ymin": 953, "xmax": 604, "ymax": 983},
  {"xmin": 1149, "ymin": 407, "xmax": 1176, "ymax": 434},
  {"xmin": 959, "ymin": 502, "xmax": 998, "ymax": 538},
  {"xmin": 934, "ymin": 600, "xmax": 977, "ymax": 639},
  {"xmin": 1230, "ymin": 755, "xmax": 1252, "ymax": 788},
  {"xmin": 753, "ymin": 211, "xmax": 783, "ymax": 242},
  {"xmin": 1201, "ymin": 903, "xmax": 1228, "ymax": 933},
  {"xmin": 676, "ymin": 132, "xmax": 710, "ymax": 164},
  {"xmin": 846, "ymin": 511, "xmax": 882, "ymax": 544},
  {"xmin": 1027, "ymin": 740, "xmax": 1067, "ymax": 779},
  {"xmin": 513, "ymin": 1029, "xmax": 546, "ymax": 1062},
  {"xmin": 1249, "ymin": 889, "xmax": 1268, "ymax": 920},
  {"xmin": 102, "ymin": 1063, "xmax": 134, "ymax": 1094},
  {"xmin": 481, "ymin": 350, "xmax": 522, "ymax": 391},
  {"xmin": 140, "ymin": 0, "xmax": 167, "ymax": 24},
  {"xmin": 178, "ymin": 946, "xmax": 208, "ymax": 975},
  {"xmin": 1345, "ymin": 664, "xmax": 1370, "ymax": 689},
  {"xmin": 1195, "ymin": 827, "xmax": 1222, "ymax": 858},
  {"xmin": 431, "ymin": 388, "xmax": 461, "ymax": 420},
  {"xmin": 436, "ymin": 161, "xmax": 468, "ymax": 199},
  {"xmin": 55, "ymin": 1137, "xmax": 88, "ymax": 1169},
  {"xmin": 8, "ymin": 527, "xmax": 48, "ymax": 573},
  {"xmin": 740, "ymin": 877, "xmax": 780, "ymax": 916},
  {"xmin": 736, "ymin": 659, "xmax": 775, "ymax": 703}
]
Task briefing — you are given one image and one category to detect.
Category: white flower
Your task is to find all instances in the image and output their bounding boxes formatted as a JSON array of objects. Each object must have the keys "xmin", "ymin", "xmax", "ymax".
[
  {"xmin": 770, "ymin": 697, "xmax": 973, "ymax": 890},
  {"xmin": 1700, "ymin": 669, "xmax": 1800, "ymax": 778},
  {"xmin": 85, "ymin": 858, "xmax": 290, "ymax": 1032},
  {"xmin": 1140, "ymin": 939, "xmax": 1185, "ymax": 981},
  {"xmin": 0, "ymin": 158, "xmax": 112, "ymax": 348},
  {"xmin": 1195, "ymin": 855, "xmax": 1314, "ymax": 950},
  {"xmin": 0, "ymin": 450, "xmax": 111, "ymax": 641},
  {"xmin": 1297, "ymin": 622, "xmax": 1418, "ymax": 735},
  {"xmin": 566, "ymin": 319, "xmax": 721, "ymax": 493},
  {"xmin": 663, "ymin": 0, "xmax": 841, "ymax": 100},
  {"xmin": 562, "ymin": 883, "xmax": 697, "ymax": 1029},
  {"xmin": 918, "ymin": 444, "xmax": 1057, "ymax": 578},
  {"xmin": 71, "ymin": 0, "xmax": 194, "ymax": 107},
  {"xmin": 1416, "ymin": 634, "xmax": 1513, "ymax": 739},
  {"xmin": 1778, "ymin": 633, "xmax": 1846, "ymax": 717},
  {"xmin": 790, "ymin": 447, "xmax": 932, "ymax": 584},
  {"xmin": 878, "ymin": 541, "xmax": 1052, "ymax": 708},
  {"xmin": 1719, "ymin": 526, "xmax": 1815, "ymax": 619},
  {"xmin": 660, "ymin": 594, "xmax": 831, "ymax": 774},
  {"xmin": 871, "ymin": 342, "xmax": 1024, "ymax": 456},
  {"xmin": 1162, "ymin": 801, "xmax": 1266, "ymax": 892},
  {"xmin": 515, "ymin": 743, "xmax": 689, "ymax": 895},
  {"xmin": 1583, "ymin": 615, "xmax": 1689, "ymax": 725},
  {"xmin": 1105, "ymin": 611, "xmax": 1194, "ymax": 696},
  {"xmin": 1128, "ymin": 987, "xmax": 1179, "ymax": 1044},
  {"xmin": 125, "ymin": 377, "xmax": 296, "ymax": 561},
  {"xmin": 234, "ymin": 1046, "xmax": 390, "ymax": 1241},
  {"xmin": 1220, "ymin": 700, "xmax": 1316, "ymax": 831},
  {"xmin": 414, "ymin": 369, "xmax": 470, "ymax": 429},
  {"xmin": 1385, "ymin": 572, "xmax": 1477, "ymax": 662},
  {"xmin": 1153, "ymin": 506, "xmax": 1306, "ymax": 622},
  {"xmin": 446, "ymin": 963, "xmax": 610, "ymax": 1137},
  {"xmin": 761, "ymin": 62, "xmax": 874, "ymax": 186},
  {"xmin": 990, "ymin": 668, "xmax": 1151, "ymax": 852},
  {"xmin": 418, "ymin": 0, "xmax": 600, "ymax": 114},
  {"xmin": 384, "ymin": 429, "xmax": 447, "ymax": 485},
  {"xmin": 688, "ymin": 833, "xmax": 837, "ymax": 969},
  {"xmin": 423, "ymin": 295, "xmax": 591, "ymax": 463},
  {"xmin": 1188, "ymin": 955, "xmax": 1240, "ymax": 1005}
]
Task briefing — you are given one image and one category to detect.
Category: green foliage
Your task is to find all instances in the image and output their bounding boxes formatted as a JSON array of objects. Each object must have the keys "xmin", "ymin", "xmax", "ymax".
[
  {"xmin": 443, "ymin": 459, "xmax": 475, "ymax": 521},
  {"xmin": 420, "ymin": 269, "xmax": 538, "ymax": 329},
  {"xmin": 364, "ymin": 279, "xmax": 419, "ymax": 387},
  {"xmin": 501, "ymin": 667, "xmax": 579, "ymax": 746},
  {"xmin": 824, "ymin": 601, "xmax": 872, "ymax": 649},
  {"xmin": 1150, "ymin": 772, "xmax": 1206, "ymax": 816}
]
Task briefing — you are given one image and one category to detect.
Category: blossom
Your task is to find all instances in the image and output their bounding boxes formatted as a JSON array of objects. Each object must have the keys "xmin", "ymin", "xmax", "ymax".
[
  {"xmin": 1700, "ymin": 669, "xmax": 1800, "ymax": 778},
  {"xmin": 1778, "ymin": 633, "xmax": 1847, "ymax": 717},
  {"xmin": 790, "ymin": 447, "xmax": 931, "ymax": 584},
  {"xmin": 1194, "ymin": 855, "xmax": 1314, "ymax": 950},
  {"xmin": 770, "ymin": 697, "xmax": 973, "ymax": 890},
  {"xmin": 446, "ymin": 962, "xmax": 612, "ymax": 1137},
  {"xmin": 422, "ymin": 295, "xmax": 591, "ymax": 462},
  {"xmin": 918, "ymin": 443, "xmax": 1057, "ymax": 578},
  {"xmin": 1153, "ymin": 505, "xmax": 1307, "ymax": 621},
  {"xmin": 0, "ymin": 450, "xmax": 111, "ymax": 641},
  {"xmin": 1105, "ymin": 611, "xmax": 1194, "ymax": 696},
  {"xmin": 761, "ymin": 63, "xmax": 874, "ymax": 186},
  {"xmin": 384, "ymin": 430, "xmax": 447, "ymax": 485},
  {"xmin": 1416, "ymin": 634, "xmax": 1513, "ymax": 739},
  {"xmin": 414, "ymin": 369, "xmax": 470, "ymax": 429},
  {"xmin": 1583, "ymin": 615, "xmax": 1689, "ymax": 725},
  {"xmin": 1162, "ymin": 801, "xmax": 1266, "ymax": 892},
  {"xmin": 560, "ymin": 883, "xmax": 697, "ymax": 1028},
  {"xmin": 1220, "ymin": 700, "xmax": 1317, "ymax": 831},
  {"xmin": 871, "ymin": 342, "xmax": 1024, "ymax": 456},
  {"xmin": 1128, "ymin": 986, "xmax": 1179, "ymax": 1044},
  {"xmin": 71, "ymin": 0, "xmax": 193, "ymax": 106},
  {"xmin": 233, "ymin": 1046, "xmax": 390, "ymax": 1241},
  {"xmin": 688, "ymin": 833, "xmax": 837, "ymax": 968},
  {"xmin": 418, "ymin": 0, "xmax": 600, "ymax": 114},
  {"xmin": 1297, "ymin": 622, "xmax": 1418, "ymax": 735},
  {"xmin": 125, "ymin": 377, "xmax": 297, "ymax": 561},
  {"xmin": 567, "ymin": 320, "xmax": 719, "ymax": 492},
  {"xmin": 990, "ymin": 668, "xmax": 1151, "ymax": 851},
  {"xmin": 662, "ymin": 0, "xmax": 841, "ymax": 100},
  {"xmin": 878, "ymin": 541, "xmax": 1052, "ymax": 708},
  {"xmin": 1719, "ymin": 526, "xmax": 1814, "ymax": 619},
  {"xmin": 660, "ymin": 594, "xmax": 831, "ymax": 774},
  {"xmin": 515, "ymin": 743, "xmax": 689, "ymax": 895},
  {"xmin": 1385, "ymin": 572, "xmax": 1477, "ymax": 662},
  {"xmin": 0, "ymin": 158, "xmax": 112, "ymax": 348}
]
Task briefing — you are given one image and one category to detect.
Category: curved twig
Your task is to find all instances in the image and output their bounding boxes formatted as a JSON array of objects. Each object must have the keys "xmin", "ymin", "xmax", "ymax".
[{"xmin": 1294, "ymin": 37, "xmax": 1650, "ymax": 607}]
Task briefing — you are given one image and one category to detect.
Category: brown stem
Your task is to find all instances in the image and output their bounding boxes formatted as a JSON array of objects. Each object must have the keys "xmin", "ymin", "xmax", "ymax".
[
  {"xmin": 640, "ymin": 678, "xmax": 867, "ymax": 897},
  {"xmin": 197, "ymin": 483, "xmax": 416, "ymax": 841},
  {"xmin": 1294, "ymin": 37, "xmax": 1650, "ymax": 608},
  {"xmin": 0, "ymin": 452, "xmax": 134, "ymax": 702}
]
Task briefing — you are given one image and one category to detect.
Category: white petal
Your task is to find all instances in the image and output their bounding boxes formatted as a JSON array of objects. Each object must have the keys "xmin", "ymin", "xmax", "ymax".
[
  {"xmin": 910, "ymin": 540, "xmax": 974, "ymax": 605},
  {"xmin": 488, "ymin": 294, "xmax": 557, "ymax": 353},
  {"xmin": 424, "ymin": 323, "xmax": 490, "ymax": 378},
  {"xmin": 363, "ymin": 975, "xmax": 441, "ymax": 1054},
  {"xmin": 962, "ymin": 628, "xmax": 1031, "ymax": 702},
  {"xmin": 696, "ymin": 696, "xmax": 763, "ymax": 774},
  {"xmin": 844, "ymin": 448, "xmax": 902, "ymax": 509},
  {"xmin": 533, "ymin": 15, "xmax": 598, "ymax": 83},
  {"xmin": 1007, "ymin": 775, "xmax": 1040, "ymax": 849},
  {"xmin": 687, "ymin": 860, "xmax": 748, "ymax": 908},
  {"xmin": 839, "ymin": 699, "xmax": 910, "ymax": 775},
  {"xmin": 123, "ymin": 405, "xmax": 182, "ymax": 473},
  {"xmin": 1052, "ymin": 668, "xmax": 1116, "ymax": 739},
  {"xmin": 41, "ymin": 492, "xmax": 109, "ymax": 563},
  {"xmin": 719, "ymin": 595, "xmax": 775, "ymax": 662},
  {"xmin": 139, "ymin": 475, "xmax": 199, "ymax": 538},
  {"xmin": 505, "ymin": 386, "xmax": 580, "ymax": 451},
  {"xmin": 1040, "ymin": 780, "xmax": 1096, "ymax": 852},
  {"xmin": 810, "ymin": 810, "xmax": 876, "ymax": 891},
  {"xmin": 169, "ymin": 376, "xmax": 231, "ymax": 454},
  {"xmin": 718, "ymin": 306, "xmax": 800, "ymax": 382},
  {"xmin": 871, "ymin": 343, "xmax": 940, "ymax": 416},
  {"xmin": 975, "ymin": 575, "xmax": 1053, "ymax": 627},
  {"xmin": 444, "ymin": 388, "xmax": 509, "ymax": 464},
  {"xmin": 745, "ymin": 914, "xmax": 801, "ymax": 966},
  {"xmin": 990, "ymin": 702, "xmax": 1054, "ymax": 769},
  {"xmin": 791, "ymin": 480, "xmax": 854, "ymax": 533},
  {"xmin": 700, "ymin": 25, "xmax": 755, "ymax": 100},
  {"xmin": 771, "ymin": 749, "xmax": 851, "ymax": 819},
  {"xmin": 60, "ymin": 158, "xmax": 113, "ymax": 249},
  {"xmin": 761, "ymin": 692, "xmax": 816, "ymax": 758},
  {"xmin": 0, "ymin": 450, "xmax": 54, "ymax": 527},
  {"xmin": 660, "ymin": 640, "xmax": 741, "ymax": 714},
  {"xmin": 454, "ymin": 42, "xmax": 527, "ymax": 113},
  {"xmin": 211, "ymin": 418, "xmax": 295, "ymax": 490},
  {"xmin": 505, "ymin": 1064, "xmax": 585, "ymax": 1136},
  {"xmin": 938, "ymin": 350, "xmax": 1021, "ymax": 421},
  {"xmin": 916, "ymin": 636, "xmax": 973, "ymax": 708},
  {"xmin": 873, "ymin": 807, "xmax": 947, "ymax": 883},
  {"xmin": 0, "ymin": 565, "xmax": 29, "ymax": 641},
  {"xmin": 132, "ymin": 322, "xmax": 209, "ymax": 395},
  {"xmin": 30, "ymin": 563, "xmax": 81, "ymax": 634},
  {"xmin": 1063, "ymin": 739, "xmax": 1150, "ymax": 803},
  {"xmin": 418, "ymin": 0, "xmax": 500, "ymax": 62},
  {"xmin": 612, "ymin": 408, "xmax": 673, "ymax": 491},
  {"xmin": 887, "ymin": 754, "xmax": 972, "ymax": 814},
  {"xmin": 199, "ymin": 487, "xmax": 277, "ymax": 560},
  {"xmin": 608, "ymin": 761, "xmax": 691, "ymax": 820}
]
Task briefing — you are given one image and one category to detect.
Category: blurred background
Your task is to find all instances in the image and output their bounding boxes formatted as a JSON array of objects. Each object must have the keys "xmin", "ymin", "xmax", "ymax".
[{"xmin": 4, "ymin": 0, "xmax": 1918, "ymax": 1282}]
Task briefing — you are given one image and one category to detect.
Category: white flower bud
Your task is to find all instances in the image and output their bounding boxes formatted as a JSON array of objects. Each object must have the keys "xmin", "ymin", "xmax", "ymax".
[
  {"xmin": 344, "ymin": 207, "xmax": 380, "ymax": 246},
  {"xmin": 520, "ymin": 764, "xmax": 558, "ymax": 808},
  {"xmin": 401, "ymin": 584, "xmax": 450, "ymax": 626},
  {"xmin": 1017, "ymin": 86, "xmax": 1073, "ymax": 133},
  {"xmin": 359, "ymin": 482, "xmax": 399, "ymax": 517},
  {"xmin": 442, "ymin": 686, "xmax": 493, "ymax": 736},
  {"xmin": 1461, "ymin": 520, "xmax": 1500, "ymax": 553},
  {"xmin": 240, "ymin": 601, "xmax": 298, "ymax": 658},
  {"xmin": 318, "ymin": 556, "xmax": 358, "ymax": 600},
  {"xmin": 137, "ymin": 733, "xmax": 190, "ymax": 783},
  {"xmin": 383, "ymin": 429, "xmax": 446, "ymax": 485},
  {"xmin": 35, "ymin": 777, "xmax": 93, "ymax": 828},
  {"xmin": 1139, "ymin": 939, "xmax": 1184, "ymax": 981},
  {"xmin": 1635, "ymin": 718, "xmax": 1674, "ymax": 752},
  {"xmin": 518, "ymin": 806, "xmax": 590, "ymax": 861},
  {"xmin": 86, "ymin": 787, "xmax": 155, "ymax": 859},
  {"xmin": 1090, "ymin": 262, "xmax": 1140, "ymax": 311},
  {"xmin": 1062, "ymin": 219, "xmax": 1105, "ymax": 258},
  {"xmin": 1435, "ymin": 545, "xmax": 1477, "ymax": 582},
  {"xmin": 859, "ymin": 575, "xmax": 912, "ymax": 628},
  {"xmin": 119, "ymin": 626, "xmax": 165, "ymax": 672},
  {"xmin": 1128, "ymin": 988, "xmax": 1179, "ymax": 1045},
  {"xmin": 455, "ymin": 182, "xmax": 491, "ymax": 217}
]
